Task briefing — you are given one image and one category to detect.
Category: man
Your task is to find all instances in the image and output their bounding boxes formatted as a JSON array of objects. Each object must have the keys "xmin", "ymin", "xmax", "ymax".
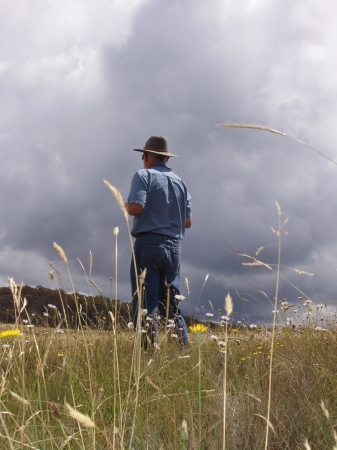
[{"xmin": 126, "ymin": 135, "xmax": 192, "ymax": 347}]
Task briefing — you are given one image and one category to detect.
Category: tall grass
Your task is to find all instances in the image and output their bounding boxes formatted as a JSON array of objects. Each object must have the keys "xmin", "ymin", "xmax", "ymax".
[{"xmin": 1, "ymin": 316, "xmax": 337, "ymax": 449}]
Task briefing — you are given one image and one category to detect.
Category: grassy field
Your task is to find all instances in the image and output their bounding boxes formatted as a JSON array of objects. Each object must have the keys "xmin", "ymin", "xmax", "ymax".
[
  {"xmin": 1, "ymin": 315, "xmax": 337, "ymax": 450},
  {"xmin": 1, "ymin": 193, "xmax": 336, "ymax": 449}
]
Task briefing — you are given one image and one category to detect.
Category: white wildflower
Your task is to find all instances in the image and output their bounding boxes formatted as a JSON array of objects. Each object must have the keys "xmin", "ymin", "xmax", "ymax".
[{"xmin": 210, "ymin": 335, "xmax": 219, "ymax": 340}]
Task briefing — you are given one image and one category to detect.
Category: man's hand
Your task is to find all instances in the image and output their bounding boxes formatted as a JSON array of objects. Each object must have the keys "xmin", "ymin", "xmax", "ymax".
[
  {"xmin": 125, "ymin": 203, "xmax": 144, "ymax": 216},
  {"xmin": 185, "ymin": 218, "xmax": 192, "ymax": 229}
]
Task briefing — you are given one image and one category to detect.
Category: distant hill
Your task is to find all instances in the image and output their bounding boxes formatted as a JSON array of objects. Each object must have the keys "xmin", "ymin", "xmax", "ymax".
[{"xmin": 0, "ymin": 285, "xmax": 197, "ymax": 328}]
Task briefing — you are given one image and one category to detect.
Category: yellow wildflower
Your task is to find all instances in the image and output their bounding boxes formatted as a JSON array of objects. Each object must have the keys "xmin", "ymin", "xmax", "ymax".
[
  {"xmin": 0, "ymin": 329, "xmax": 22, "ymax": 339},
  {"xmin": 189, "ymin": 324, "xmax": 208, "ymax": 334},
  {"xmin": 58, "ymin": 353, "xmax": 64, "ymax": 357}
]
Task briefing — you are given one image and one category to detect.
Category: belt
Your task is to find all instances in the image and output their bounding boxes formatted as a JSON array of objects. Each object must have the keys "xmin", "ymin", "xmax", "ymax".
[{"xmin": 135, "ymin": 231, "xmax": 179, "ymax": 240}]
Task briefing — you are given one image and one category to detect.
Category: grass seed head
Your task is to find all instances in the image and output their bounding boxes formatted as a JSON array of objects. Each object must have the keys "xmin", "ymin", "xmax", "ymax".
[
  {"xmin": 180, "ymin": 419, "xmax": 188, "ymax": 443},
  {"xmin": 225, "ymin": 293, "xmax": 233, "ymax": 317},
  {"xmin": 9, "ymin": 391, "xmax": 30, "ymax": 406},
  {"xmin": 66, "ymin": 403, "xmax": 95, "ymax": 428},
  {"xmin": 103, "ymin": 181, "xmax": 128, "ymax": 221},
  {"xmin": 53, "ymin": 242, "xmax": 68, "ymax": 264}
]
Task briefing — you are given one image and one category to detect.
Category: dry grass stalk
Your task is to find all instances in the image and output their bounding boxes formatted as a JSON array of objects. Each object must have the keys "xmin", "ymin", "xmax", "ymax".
[
  {"xmin": 218, "ymin": 123, "xmax": 286, "ymax": 136},
  {"xmin": 53, "ymin": 242, "xmax": 68, "ymax": 264},
  {"xmin": 240, "ymin": 254, "xmax": 273, "ymax": 271},
  {"xmin": 8, "ymin": 277, "xmax": 23, "ymax": 311},
  {"xmin": 66, "ymin": 403, "xmax": 95, "ymax": 428},
  {"xmin": 254, "ymin": 414, "xmax": 276, "ymax": 434},
  {"xmin": 321, "ymin": 400, "xmax": 330, "ymax": 420},
  {"xmin": 225, "ymin": 293, "xmax": 233, "ymax": 317},
  {"xmin": 304, "ymin": 439, "xmax": 312, "ymax": 450},
  {"xmin": 89, "ymin": 250, "xmax": 92, "ymax": 278},
  {"xmin": 245, "ymin": 393, "xmax": 262, "ymax": 403},
  {"xmin": 218, "ymin": 123, "xmax": 337, "ymax": 166},
  {"xmin": 109, "ymin": 311, "xmax": 115, "ymax": 324},
  {"xmin": 195, "ymin": 273, "xmax": 210, "ymax": 311},
  {"xmin": 0, "ymin": 434, "xmax": 39, "ymax": 450},
  {"xmin": 146, "ymin": 376, "xmax": 160, "ymax": 391},
  {"xmin": 9, "ymin": 391, "xmax": 30, "ymax": 406},
  {"xmin": 185, "ymin": 277, "xmax": 190, "ymax": 295},
  {"xmin": 223, "ymin": 292, "xmax": 233, "ymax": 450},
  {"xmin": 103, "ymin": 180, "xmax": 128, "ymax": 220},
  {"xmin": 88, "ymin": 278, "xmax": 103, "ymax": 296}
]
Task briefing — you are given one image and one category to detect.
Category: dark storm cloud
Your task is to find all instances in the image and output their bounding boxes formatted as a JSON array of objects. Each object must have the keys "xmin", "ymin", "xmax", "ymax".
[{"xmin": 1, "ymin": 0, "xmax": 337, "ymax": 323}]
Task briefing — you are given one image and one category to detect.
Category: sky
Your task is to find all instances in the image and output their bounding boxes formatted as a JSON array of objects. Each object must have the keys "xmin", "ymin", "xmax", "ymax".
[{"xmin": 1, "ymin": 0, "xmax": 337, "ymax": 324}]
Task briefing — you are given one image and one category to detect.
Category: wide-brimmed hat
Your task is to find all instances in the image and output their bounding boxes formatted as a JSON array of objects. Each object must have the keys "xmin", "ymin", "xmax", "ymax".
[{"xmin": 133, "ymin": 135, "xmax": 178, "ymax": 158}]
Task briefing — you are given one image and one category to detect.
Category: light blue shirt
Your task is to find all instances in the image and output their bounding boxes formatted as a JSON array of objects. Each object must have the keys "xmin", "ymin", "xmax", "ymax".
[{"xmin": 127, "ymin": 163, "xmax": 192, "ymax": 239}]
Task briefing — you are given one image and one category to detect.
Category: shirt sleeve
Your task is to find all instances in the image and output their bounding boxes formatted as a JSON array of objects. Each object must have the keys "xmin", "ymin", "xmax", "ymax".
[
  {"xmin": 127, "ymin": 171, "xmax": 148, "ymax": 207},
  {"xmin": 186, "ymin": 191, "xmax": 192, "ymax": 218}
]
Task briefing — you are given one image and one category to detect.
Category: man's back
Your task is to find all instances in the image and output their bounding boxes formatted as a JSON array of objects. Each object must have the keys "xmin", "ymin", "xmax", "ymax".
[{"xmin": 128, "ymin": 163, "xmax": 191, "ymax": 239}]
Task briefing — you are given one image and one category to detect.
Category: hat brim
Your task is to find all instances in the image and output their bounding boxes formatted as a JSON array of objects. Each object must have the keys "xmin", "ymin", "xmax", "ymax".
[{"xmin": 133, "ymin": 148, "xmax": 178, "ymax": 158}]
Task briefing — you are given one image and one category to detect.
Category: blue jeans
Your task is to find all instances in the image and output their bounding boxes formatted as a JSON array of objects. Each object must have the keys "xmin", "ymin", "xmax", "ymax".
[{"xmin": 130, "ymin": 233, "xmax": 189, "ymax": 345}]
